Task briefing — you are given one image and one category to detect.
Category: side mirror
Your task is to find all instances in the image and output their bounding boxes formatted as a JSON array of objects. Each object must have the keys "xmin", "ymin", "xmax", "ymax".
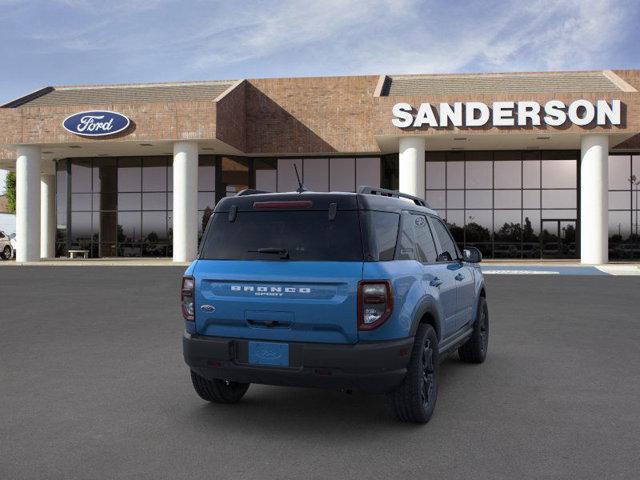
[
  {"xmin": 436, "ymin": 251, "xmax": 452, "ymax": 262},
  {"xmin": 462, "ymin": 247, "xmax": 482, "ymax": 263}
]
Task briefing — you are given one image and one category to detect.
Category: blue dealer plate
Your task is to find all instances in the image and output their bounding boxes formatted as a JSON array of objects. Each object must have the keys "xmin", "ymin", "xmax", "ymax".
[{"xmin": 248, "ymin": 341, "xmax": 289, "ymax": 367}]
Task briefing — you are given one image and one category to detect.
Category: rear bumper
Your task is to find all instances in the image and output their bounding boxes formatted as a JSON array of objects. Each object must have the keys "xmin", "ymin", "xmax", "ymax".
[{"xmin": 183, "ymin": 333, "xmax": 414, "ymax": 393}]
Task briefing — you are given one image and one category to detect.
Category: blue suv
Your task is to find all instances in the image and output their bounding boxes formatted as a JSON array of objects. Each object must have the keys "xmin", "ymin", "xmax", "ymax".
[{"xmin": 182, "ymin": 187, "xmax": 488, "ymax": 423}]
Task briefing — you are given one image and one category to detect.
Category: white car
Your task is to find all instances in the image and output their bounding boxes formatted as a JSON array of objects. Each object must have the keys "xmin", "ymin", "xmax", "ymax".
[{"xmin": 0, "ymin": 230, "xmax": 14, "ymax": 260}]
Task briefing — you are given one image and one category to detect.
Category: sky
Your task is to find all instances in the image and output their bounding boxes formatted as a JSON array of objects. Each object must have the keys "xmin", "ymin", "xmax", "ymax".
[{"xmin": 1, "ymin": 0, "xmax": 639, "ymax": 193}]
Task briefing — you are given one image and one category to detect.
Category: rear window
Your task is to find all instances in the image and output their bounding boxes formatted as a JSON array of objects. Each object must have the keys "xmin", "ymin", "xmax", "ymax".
[{"xmin": 200, "ymin": 210, "xmax": 363, "ymax": 261}]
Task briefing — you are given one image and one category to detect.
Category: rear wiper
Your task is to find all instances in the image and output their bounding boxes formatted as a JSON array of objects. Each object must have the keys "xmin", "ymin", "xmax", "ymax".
[{"xmin": 248, "ymin": 247, "xmax": 290, "ymax": 259}]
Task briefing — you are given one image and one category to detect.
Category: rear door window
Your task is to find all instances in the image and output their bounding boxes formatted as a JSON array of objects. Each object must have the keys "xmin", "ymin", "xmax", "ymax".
[
  {"xmin": 396, "ymin": 212, "xmax": 416, "ymax": 260},
  {"xmin": 200, "ymin": 210, "xmax": 363, "ymax": 261},
  {"xmin": 411, "ymin": 214, "xmax": 438, "ymax": 263},
  {"xmin": 429, "ymin": 217, "xmax": 460, "ymax": 262}
]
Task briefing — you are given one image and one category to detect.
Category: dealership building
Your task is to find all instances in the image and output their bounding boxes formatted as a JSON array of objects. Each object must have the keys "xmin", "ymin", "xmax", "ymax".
[{"xmin": 1, "ymin": 69, "xmax": 639, "ymax": 263}]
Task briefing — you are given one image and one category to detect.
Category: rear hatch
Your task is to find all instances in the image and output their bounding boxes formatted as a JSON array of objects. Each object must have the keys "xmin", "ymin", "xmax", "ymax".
[{"xmin": 194, "ymin": 194, "xmax": 363, "ymax": 344}]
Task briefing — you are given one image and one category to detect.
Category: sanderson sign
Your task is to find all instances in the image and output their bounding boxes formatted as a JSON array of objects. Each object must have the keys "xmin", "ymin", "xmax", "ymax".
[
  {"xmin": 63, "ymin": 110, "xmax": 131, "ymax": 137},
  {"xmin": 391, "ymin": 99, "xmax": 622, "ymax": 128}
]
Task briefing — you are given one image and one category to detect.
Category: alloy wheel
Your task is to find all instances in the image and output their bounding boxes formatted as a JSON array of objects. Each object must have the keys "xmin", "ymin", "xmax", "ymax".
[{"xmin": 421, "ymin": 339, "xmax": 435, "ymax": 407}]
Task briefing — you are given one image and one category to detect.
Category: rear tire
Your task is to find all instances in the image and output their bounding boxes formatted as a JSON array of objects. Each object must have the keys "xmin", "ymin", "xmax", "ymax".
[
  {"xmin": 2, "ymin": 246, "xmax": 11, "ymax": 260},
  {"xmin": 386, "ymin": 324, "xmax": 438, "ymax": 424},
  {"xmin": 458, "ymin": 296, "xmax": 489, "ymax": 364},
  {"xmin": 190, "ymin": 370, "xmax": 250, "ymax": 404}
]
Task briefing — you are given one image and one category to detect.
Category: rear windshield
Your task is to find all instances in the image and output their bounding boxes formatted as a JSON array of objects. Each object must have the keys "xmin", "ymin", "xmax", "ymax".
[{"xmin": 200, "ymin": 210, "xmax": 363, "ymax": 261}]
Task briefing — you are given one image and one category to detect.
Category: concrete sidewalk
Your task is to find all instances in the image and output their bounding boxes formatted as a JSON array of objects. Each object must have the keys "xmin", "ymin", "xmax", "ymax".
[
  {"xmin": 1, "ymin": 257, "xmax": 640, "ymax": 275},
  {"xmin": 481, "ymin": 262, "xmax": 640, "ymax": 276},
  {"xmin": 0, "ymin": 257, "xmax": 190, "ymax": 267}
]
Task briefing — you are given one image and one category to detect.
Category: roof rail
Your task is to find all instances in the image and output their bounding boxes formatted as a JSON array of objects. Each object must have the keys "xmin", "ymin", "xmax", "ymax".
[
  {"xmin": 235, "ymin": 189, "xmax": 270, "ymax": 196},
  {"xmin": 358, "ymin": 186, "xmax": 431, "ymax": 208}
]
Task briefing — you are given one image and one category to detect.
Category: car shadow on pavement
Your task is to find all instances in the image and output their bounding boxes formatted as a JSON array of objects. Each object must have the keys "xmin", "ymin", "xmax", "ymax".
[{"xmin": 181, "ymin": 356, "xmax": 468, "ymax": 434}]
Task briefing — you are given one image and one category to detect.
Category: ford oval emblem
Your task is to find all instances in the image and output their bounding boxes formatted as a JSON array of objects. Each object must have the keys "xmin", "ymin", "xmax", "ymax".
[
  {"xmin": 62, "ymin": 110, "xmax": 130, "ymax": 137},
  {"xmin": 200, "ymin": 304, "xmax": 215, "ymax": 312}
]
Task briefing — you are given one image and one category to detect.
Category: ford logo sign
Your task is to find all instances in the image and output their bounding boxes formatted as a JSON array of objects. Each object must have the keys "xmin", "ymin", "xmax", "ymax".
[{"xmin": 62, "ymin": 110, "xmax": 130, "ymax": 137}]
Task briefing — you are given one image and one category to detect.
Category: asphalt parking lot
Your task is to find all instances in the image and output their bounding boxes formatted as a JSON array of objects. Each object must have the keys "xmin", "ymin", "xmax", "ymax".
[{"xmin": 1, "ymin": 267, "xmax": 639, "ymax": 480}]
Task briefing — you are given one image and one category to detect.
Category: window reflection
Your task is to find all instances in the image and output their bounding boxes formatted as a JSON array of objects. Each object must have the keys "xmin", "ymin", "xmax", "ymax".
[
  {"xmin": 541, "ymin": 160, "xmax": 576, "ymax": 188},
  {"xmin": 304, "ymin": 158, "xmax": 329, "ymax": 192},
  {"xmin": 71, "ymin": 159, "xmax": 92, "ymax": 192},
  {"xmin": 426, "ymin": 150, "xmax": 578, "ymax": 259},
  {"xmin": 356, "ymin": 157, "xmax": 381, "ymax": 189},
  {"xmin": 494, "ymin": 161, "xmax": 521, "ymax": 188},
  {"xmin": 329, "ymin": 158, "xmax": 355, "ymax": 191},
  {"xmin": 118, "ymin": 158, "xmax": 142, "ymax": 192},
  {"xmin": 426, "ymin": 161, "xmax": 445, "ymax": 189},
  {"xmin": 255, "ymin": 158, "xmax": 277, "ymax": 191},
  {"xmin": 143, "ymin": 157, "xmax": 167, "ymax": 192},
  {"xmin": 465, "ymin": 161, "xmax": 492, "ymax": 189},
  {"xmin": 608, "ymin": 154, "xmax": 639, "ymax": 259}
]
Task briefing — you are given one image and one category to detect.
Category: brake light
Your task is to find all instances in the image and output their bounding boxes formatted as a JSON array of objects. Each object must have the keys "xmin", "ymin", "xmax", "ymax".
[
  {"xmin": 253, "ymin": 201, "xmax": 313, "ymax": 209},
  {"xmin": 181, "ymin": 276, "xmax": 195, "ymax": 321},
  {"xmin": 357, "ymin": 281, "xmax": 393, "ymax": 330}
]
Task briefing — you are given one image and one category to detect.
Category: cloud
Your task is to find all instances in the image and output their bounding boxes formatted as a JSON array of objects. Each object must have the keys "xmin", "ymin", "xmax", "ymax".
[
  {"xmin": 0, "ymin": 0, "xmax": 637, "ymax": 104},
  {"xmin": 188, "ymin": 0, "xmax": 417, "ymax": 71},
  {"xmin": 349, "ymin": 0, "xmax": 631, "ymax": 74}
]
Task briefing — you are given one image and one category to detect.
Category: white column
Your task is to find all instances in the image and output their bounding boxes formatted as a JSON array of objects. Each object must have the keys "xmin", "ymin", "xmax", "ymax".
[
  {"xmin": 399, "ymin": 137, "xmax": 425, "ymax": 198},
  {"xmin": 173, "ymin": 141, "xmax": 199, "ymax": 262},
  {"xmin": 15, "ymin": 145, "xmax": 41, "ymax": 262},
  {"xmin": 580, "ymin": 134, "xmax": 609, "ymax": 264},
  {"xmin": 40, "ymin": 165, "xmax": 56, "ymax": 259}
]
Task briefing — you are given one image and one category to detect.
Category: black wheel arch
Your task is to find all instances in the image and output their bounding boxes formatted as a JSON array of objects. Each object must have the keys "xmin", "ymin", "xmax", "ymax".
[{"xmin": 409, "ymin": 297, "xmax": 443, "ymax": 341}]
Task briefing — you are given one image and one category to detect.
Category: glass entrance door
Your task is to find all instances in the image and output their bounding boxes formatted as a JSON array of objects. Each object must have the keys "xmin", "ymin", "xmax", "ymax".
[{"xmin": 540, "ymin": 219, "xmax": 577, "ymax": 259}]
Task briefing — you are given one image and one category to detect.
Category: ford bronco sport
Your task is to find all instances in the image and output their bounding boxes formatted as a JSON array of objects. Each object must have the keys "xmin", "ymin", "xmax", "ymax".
[{"xmin": 182, "ymin": 186, "xmax": 488, "ymax": 423}]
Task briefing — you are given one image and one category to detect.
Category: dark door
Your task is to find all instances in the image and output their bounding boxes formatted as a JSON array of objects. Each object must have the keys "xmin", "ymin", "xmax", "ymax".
[{"xmin": 540, "ymin": 219, "xmax": 577, "ymax": 259}]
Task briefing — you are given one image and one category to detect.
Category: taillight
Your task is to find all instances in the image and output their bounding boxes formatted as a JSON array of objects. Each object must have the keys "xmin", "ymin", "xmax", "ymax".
[
  {"xmin": 181, "ymin": 276, "xmax": 195, "ymax": 321},
  {"xmin": 358, "ymin": 281, "xmax": 393, "ymax": 330}
]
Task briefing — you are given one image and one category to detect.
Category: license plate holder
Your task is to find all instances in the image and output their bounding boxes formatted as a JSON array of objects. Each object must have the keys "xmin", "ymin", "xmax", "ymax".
[{"xmin": 248, "ymin": 341, "xmax": 289, "ymax": 367}]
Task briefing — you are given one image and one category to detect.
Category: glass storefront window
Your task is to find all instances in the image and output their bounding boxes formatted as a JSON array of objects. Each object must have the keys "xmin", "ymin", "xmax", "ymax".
[
  {"xmin": 446, "ymin": 190, "xmax": 464, "ymax": 209},
  {"xmin": 71, "ymin": 159, "xmax": 92, "ymax": 192},
  {"xmin": 356, "ymin": 157, "xmax": 381, "ymax": 189},
  {"xmin": 465, "ymin": 190, "xmax": 492, "ymax": 209},
  {"xmin": 523, "ymin": 160, "xmax": 541, "ymax": 188},
  {"xmin": 541, "ymin": 160, "xmax": 576, "ymax": 188},
  {"xmin": 426, "ymin": 150, "xmax": 578, "ymax": 259},
  {"xmin": 446, "ymin": 161, "xmax": 464, "ymax": 189},
  {"xmin": 329, "ymin": 157, "xmax": 355, "ymax": 191},
  {"xmin": 304, "ymin": 158, "xmax": 329, "ymax": 192},
  {"xmin": 118, "ymin": 158, "xmax": 142, "ymax": 192},
  {"xmin": 59, "ymin": 154, "xmax": 378, "ymax": 258},
  {"xmin": 523, "ymin": 190, "xmax": 540, "ymax": 209},
  {"xmin": 608, "ymin": 154, "xmax": 639, "ymax": 260},
  {"xmin": 425, "ymin": 161, "xmax": 445, "ymax": 189},
  {"xmin": 609, "ymin": 155, "xmax": 631, "ymax": 190},
  {"xmin": 494, "ymin": 161, "xmax": 521, "ymax": 189},
  {"xmin": 494, "ymin": 190, "xmax": 521, "ymax": 209},
  {"xmin": 255, "ymin": 158, "xmax": 277, "ymax": 191},
  {"xmin": 142, "ymin": 193, "xmax": 167, "ymax": 210},
  {"xmin": 465, "ymin": 161, "xmax": 492, "ymax": 189},
  {"xmin": 143, "ymin": 157, "xmax": 167, "ymax": 192}
]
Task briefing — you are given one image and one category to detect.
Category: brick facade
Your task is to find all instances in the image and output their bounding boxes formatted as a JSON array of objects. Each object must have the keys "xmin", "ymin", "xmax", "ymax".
[{"xmin": 1, "ymin": 70, "xmax": 639, "ymax": 160}]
